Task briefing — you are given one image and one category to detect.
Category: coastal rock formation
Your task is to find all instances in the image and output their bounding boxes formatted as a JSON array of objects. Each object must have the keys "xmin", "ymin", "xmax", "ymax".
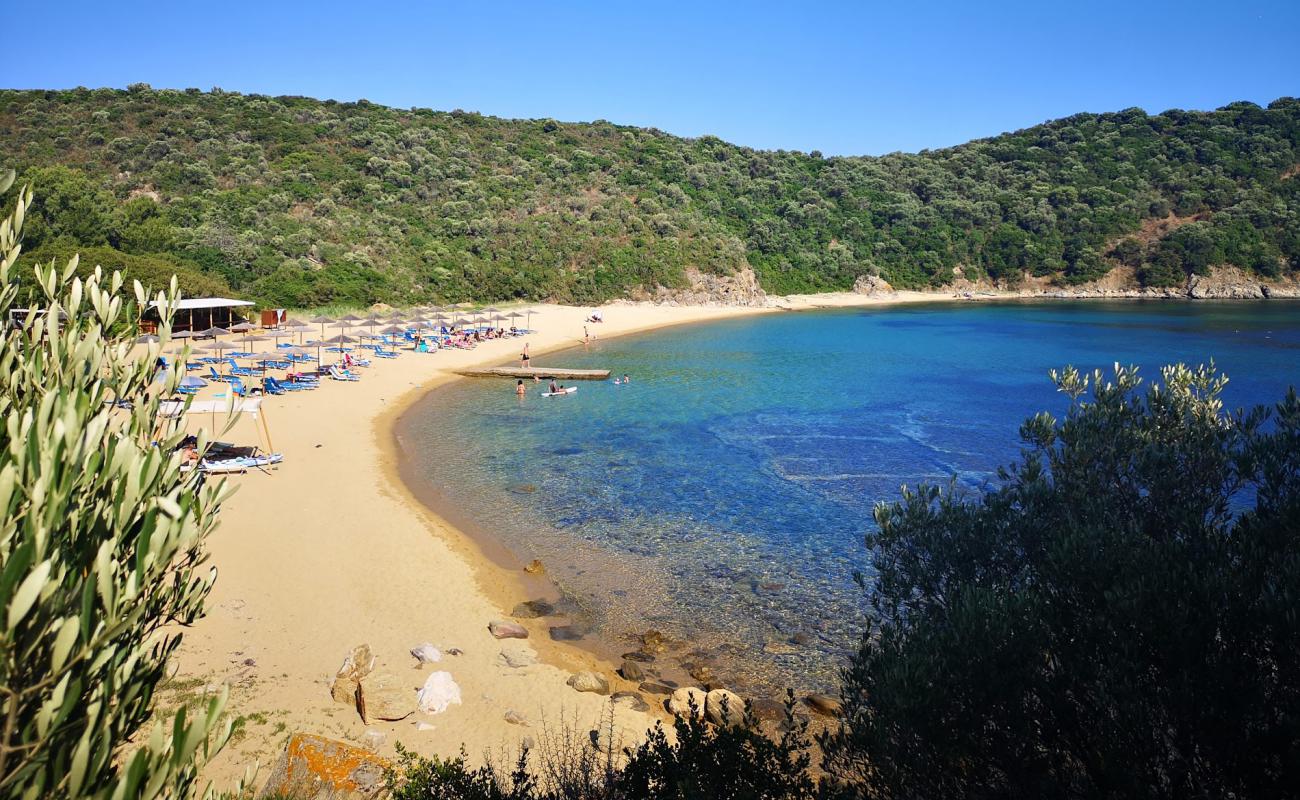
[
  {"xmin": 357, "ymin": 671, "xmax": 413, "ymax": 723},
  {"xmin": 488, "ymin": 620, "xmax": 529, "ymax": 639},
  {"xmin": 635, "ymin": 267, "xmax": 769, "ymax": 307},
  {"xmin": 852, "ymin": 274, "xmax": 894, "ymax": 296},
  {"xmin": 668, "ymin": 687, "xmax": 708, "ymax": 719},
  {"xmin": 566, "ymin": 671, "xmax": 610, "ymax": 695},
  {"xmin": 416, "ymin": 671, "xmax": 462, "ymax": 715},
  {"xmin": 330, "ymin": 644, "xmax": 375, "ymax": 705},
  {"xmin": 639, "ymin": 680, "xmax": 674, "ymax": 695},
  {"xmin": 497, "ymin": 642, "xmax": 538, "ymax": 669},
  {"xmin": 705, "ymin": 689, "xmax": 746, "ymax": 728},
  {"xmin": 258, "ymin": 733, "xmax": 388, "ymax": 800}
]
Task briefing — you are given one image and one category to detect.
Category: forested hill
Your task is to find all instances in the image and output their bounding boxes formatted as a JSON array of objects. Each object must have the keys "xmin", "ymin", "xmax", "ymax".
[{"xmin": 2, "ymin": 86, "xmax": 1298, "ymax": 307}]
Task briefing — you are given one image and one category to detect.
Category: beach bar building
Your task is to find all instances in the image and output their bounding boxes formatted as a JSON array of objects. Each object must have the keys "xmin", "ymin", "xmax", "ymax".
[{"xmin": 141, "ymin": 297, "xmax": 254, "ymax": 333}]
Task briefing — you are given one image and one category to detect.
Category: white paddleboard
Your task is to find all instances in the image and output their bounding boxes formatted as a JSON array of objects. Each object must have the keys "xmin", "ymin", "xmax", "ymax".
[{"xmin": 541, "ymin": 386, "xmax": 578, "ymax": 397}]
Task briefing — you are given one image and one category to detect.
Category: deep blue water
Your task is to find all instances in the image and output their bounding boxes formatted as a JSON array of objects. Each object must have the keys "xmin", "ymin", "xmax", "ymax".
[{"xmin": 399, "ymin": 301, "xmax": 1300, "ymax": 694}]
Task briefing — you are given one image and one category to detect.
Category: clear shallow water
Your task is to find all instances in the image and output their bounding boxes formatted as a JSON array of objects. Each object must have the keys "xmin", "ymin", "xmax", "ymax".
[{"xmin": 399, "ymin": 301, "xmax": 1300, "ymax": 695}]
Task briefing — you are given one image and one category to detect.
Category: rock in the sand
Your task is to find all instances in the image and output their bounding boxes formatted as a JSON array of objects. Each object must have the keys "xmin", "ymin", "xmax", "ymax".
[
  {"xmin": 706, "ymin": 689, "xmax": 746, "ymax": 728},
  {"xmin": 504, "ymin": 710, "xmax": 529, "ymax": 726},
  {"xmin": 416, "ymin": 671, "xmax": 462, "ymax": 715},
  {"xmin": 497, "ymin": 642, "xmax": 538, "ymax": 669},
  {"xmin": 410, "ymin": 643, "xmax": 442, "ymax": 664},
  {"xmin": 446, "ymin": 647, "xmax": 464, "ymax": 656},
  {"xmin": 489, "ymin": 620, "xmax": 529, "ymax": 639},
  {"xmin": 511, "ymin": 599, "xmax": 556, "ymax": 618},
  {"xmin": 639, "ymin": 680, "xmax": 674, "ymax": 696},
  {"xmin": 618, "ymin": 659, "xmax": 645, "ymax": 682},
  {"xmin": 804, "ymin": 693, "xmax": 842, "ymax": 718},
  {"xmin": 611, "ymin": 691, "xmax": 650, "ymax": 713},
  {"xmin": 357, "ymin": 671, "xmax": 413, "ymax": 723},
  {"xmin": 415, "ymin": 722, "xmax": 436, "ymax": 732},
  {"xmin": 566, "ymin": 671, "xmax": 610, "ymax": 695},
  {"xmin": 667, "ymin": 687, "xmax": 708, "ymax": 719},
  {"xmin": 621, "ymin": 650, "xmax": 655, "ymax": 663},
  {"xmin": 524, "ymin": 559, "xmax": 545, "ymax": 575},
  {"xmin": 360, "ymin": 729, "xmax": 386, "ymax": 751},
  {"xmin": 330, "ymin": 644, "xmax": 375, "ymax": 705}
]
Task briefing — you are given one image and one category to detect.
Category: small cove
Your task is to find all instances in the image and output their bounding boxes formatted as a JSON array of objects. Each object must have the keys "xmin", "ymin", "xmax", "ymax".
[{"xmin": 395, "ymin": 300, "xmax": 1300, "ymax": 699}]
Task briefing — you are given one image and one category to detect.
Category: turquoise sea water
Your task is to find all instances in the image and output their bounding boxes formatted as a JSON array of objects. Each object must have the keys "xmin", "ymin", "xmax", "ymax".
[{"xmin": 398, "ymin": 301, "xmax": 1300, "ymax": 695}]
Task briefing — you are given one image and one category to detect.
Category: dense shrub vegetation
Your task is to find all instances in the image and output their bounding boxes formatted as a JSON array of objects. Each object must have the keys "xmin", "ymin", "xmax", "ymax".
[
  {"xmin": 0, "ymin": 176, "xmax": 231, "ymax": 798},
  {"xmin": 823, "ymin": 365, "xmax": 1300, "ymax": 798},
  {"xmin": 1, "ymin": 87, "xmax": 1297, "ymax": 306}
]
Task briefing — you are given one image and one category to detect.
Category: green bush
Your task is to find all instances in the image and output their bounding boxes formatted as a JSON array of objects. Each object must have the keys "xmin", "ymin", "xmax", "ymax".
[
  {"xmin": 823, "ymin": 364, "xmax": 1300, "ymax": 798},
  {"xmin": 0, "ymin": 173, "xmax": 234, "ymax": 799}
]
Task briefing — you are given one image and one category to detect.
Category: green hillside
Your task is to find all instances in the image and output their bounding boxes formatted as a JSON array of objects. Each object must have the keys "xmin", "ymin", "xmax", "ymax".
[{"xmin": 2, "ymin": 85, "xmax": 1297, "ymax": 306}]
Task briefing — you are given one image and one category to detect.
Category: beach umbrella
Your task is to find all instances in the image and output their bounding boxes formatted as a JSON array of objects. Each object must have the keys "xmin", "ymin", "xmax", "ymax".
[
  {"xmin": 195, "ymin": 326, "xmax": 231, "ymax": 339},
  {"xmin": 238, "ymin": 333, "xmax": 271, "ymax": 355},
  {"xmin": 283, "ymin": 317, "xmax": 307, "ymax": 328},
  {"xmin": 483, "ymin": 306, "xmax": 501, "ymax": 326},
  {"xmin": 134, "ymin": 334, "xmax": 160, "ymax": 345},
  {"xmin": 338, "ymin": 313, "xmax": 365, "ymax": 324},
  {"xmin": 229, "ymin": 321, "xmax": 256, "ymax": 332},
  {"xmin": 525, "ymin": 308, "xmax": 540, "ymax": 330},
  {"xmin": 178, "ymin": 375, "xmax": 206, "ymax": 391},
  {"xmin": 308, "ymin": 315, "xmax": 335, "ymax": 342},
  {"xmin": 286, "ymin": 324, "xmax": 313, "ymax": 345}
]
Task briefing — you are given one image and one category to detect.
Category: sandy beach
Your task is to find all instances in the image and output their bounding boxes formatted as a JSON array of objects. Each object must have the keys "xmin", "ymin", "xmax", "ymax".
[{"xmin": 170, "ymin": 300, "xmax": 813, "ymax": 788}]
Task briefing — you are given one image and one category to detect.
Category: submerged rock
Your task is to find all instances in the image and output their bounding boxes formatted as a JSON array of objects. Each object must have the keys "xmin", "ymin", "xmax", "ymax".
[
  {"xmin": 330, "ymin": 644, "xmax": 375, "ymax": 705},
  {"xmin": 524, "ymin": 559, "xmax": 546, "ymax": 575},
  {"xmin": 804, "ymin": 693, "xmax": 842, "ymax": 718},
  {"xmin": 549, "ymin": 625, "xmax": 584, "ymax": 641},
  {"xmin": 511, "ymin": 599, "xmax": 556, "ymax": 618},
  {"xmin": 488, "ymin": 620, "xmax": 529, "ymax": 639},
  {"xmin": 566, "ymin": 671, "xmax": 610, "ymax": 695},
  {"xmin": 639, "ymin": 680, "xmax": 674, "ymax": 696}
]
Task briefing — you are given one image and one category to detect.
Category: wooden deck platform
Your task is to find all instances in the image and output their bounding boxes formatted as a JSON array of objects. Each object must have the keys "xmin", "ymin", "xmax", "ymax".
[{"xmin": 456, "ymin": 366, "xmax": 610, "ymax": 380}]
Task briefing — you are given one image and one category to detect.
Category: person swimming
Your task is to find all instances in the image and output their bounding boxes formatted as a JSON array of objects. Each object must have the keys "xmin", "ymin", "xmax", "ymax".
[{"xmin": 622, "ymin": 374, "xmax": 630, "ymax": 383}]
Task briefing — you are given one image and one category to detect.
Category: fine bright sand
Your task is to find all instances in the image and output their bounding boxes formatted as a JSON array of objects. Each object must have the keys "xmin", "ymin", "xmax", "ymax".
[{"xmin": 171, "ymin": 293, "xmax": 946, "ymax": 788}]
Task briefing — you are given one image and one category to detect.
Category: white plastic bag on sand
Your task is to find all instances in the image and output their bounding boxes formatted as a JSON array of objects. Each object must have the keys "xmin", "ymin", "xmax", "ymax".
[
  {"xmin": 417, "ymin": 671, "xmax": 462, "ymax": 714},
  {"xmin": 410, "ymin": 643, "xmax": 442, "ymax": 663}
]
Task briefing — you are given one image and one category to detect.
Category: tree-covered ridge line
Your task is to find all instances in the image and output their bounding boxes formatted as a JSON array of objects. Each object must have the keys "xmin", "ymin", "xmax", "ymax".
[{"xmin": 1, "ymin": 85, "xmax": 1297, "ymax": 307}]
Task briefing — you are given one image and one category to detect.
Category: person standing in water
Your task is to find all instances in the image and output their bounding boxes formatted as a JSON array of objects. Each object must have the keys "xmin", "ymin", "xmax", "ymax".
[{"xmin": 515, "ymin": 379, "xmax": 526, "ymax": 398}]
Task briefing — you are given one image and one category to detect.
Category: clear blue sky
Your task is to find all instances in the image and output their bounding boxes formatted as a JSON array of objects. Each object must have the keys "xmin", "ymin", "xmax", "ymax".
[{"xmin": 5, "ymin": 0, "xmax": 1297, "ymax": 155}]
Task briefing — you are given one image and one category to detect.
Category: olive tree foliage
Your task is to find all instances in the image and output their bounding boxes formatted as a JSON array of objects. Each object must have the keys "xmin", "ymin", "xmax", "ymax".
[
  {"xmin": 0, "ymin": 171, "xmax": 235, "ymax": 799},
  {"xmin": 822, "ymin": 363, "xmax": 1300, "ymax": 799}
]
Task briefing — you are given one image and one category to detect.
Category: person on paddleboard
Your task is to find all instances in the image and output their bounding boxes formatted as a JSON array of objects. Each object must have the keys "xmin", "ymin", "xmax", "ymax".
[{"xmin": 549, "ymin": 379, "xmax": 559, "ymax": 394}]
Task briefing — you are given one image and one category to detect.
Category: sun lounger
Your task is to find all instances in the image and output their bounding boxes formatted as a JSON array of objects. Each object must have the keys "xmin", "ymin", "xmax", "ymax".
[{"xmin": 329, "ymin": 366, "xmax": 361, "ymax": 382}]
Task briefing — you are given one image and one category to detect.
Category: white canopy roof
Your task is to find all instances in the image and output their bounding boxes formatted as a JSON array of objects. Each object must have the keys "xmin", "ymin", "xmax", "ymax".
[
  {"xmin": 159, "ymin": 397, "xmax": 263, "ymax": 419},
  {"xmin": 150, "ymin": 297, "xmax": 255, "ymax": 311}
]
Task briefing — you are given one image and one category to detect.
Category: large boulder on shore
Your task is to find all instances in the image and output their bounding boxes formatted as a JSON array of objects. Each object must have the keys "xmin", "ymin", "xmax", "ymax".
[
  {"xmin": 257, "ymin": 732, "xmax": 387, "ymax": 799},
  {"xmin": 705, "ymin": 689, "xmax": 746, "ymax": 728},
  {"xmin": 357, "ymin": 671, "xmax": 412, "ymax": 723},
  {"xmin": 566, "ymin": 671, "xmax": 610, "ymax": 695},
  {"xmin": 330, "ymin": 644, "xmax": 375, "ymax": 705},
  {"xmin": 668, "ymin": 687, "xmax": 708, "ymax": 719}
]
